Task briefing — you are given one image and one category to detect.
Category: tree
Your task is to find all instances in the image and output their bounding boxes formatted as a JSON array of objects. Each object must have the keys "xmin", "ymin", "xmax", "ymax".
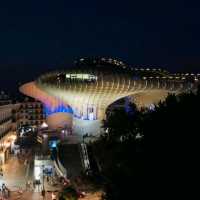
[
  {"xmin": 58, "ymin": 186, "xmax": 78, "ymax": 200},
  {"xmin": 92, "ymin": 104, "xmax": 144, "ymax": 200},
  {"xmin": 92, "ymin": 85, "xmax": 200, "ymax": 199}
]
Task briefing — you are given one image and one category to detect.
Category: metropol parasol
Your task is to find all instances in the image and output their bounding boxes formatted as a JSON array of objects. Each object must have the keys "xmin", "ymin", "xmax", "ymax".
[{"xmin": 19, "ymin": 57, "xmax": 199, "ymax": 136}]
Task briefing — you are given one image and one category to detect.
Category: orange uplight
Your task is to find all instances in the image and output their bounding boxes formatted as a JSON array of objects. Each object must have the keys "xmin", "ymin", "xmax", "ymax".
[
  {"xmin": 9, "ymin": 135, "xmax": 17, "ymax": 140},
  {"xmin": 4, "ymin": 142, "xmax": 11, "ymax": 148}
]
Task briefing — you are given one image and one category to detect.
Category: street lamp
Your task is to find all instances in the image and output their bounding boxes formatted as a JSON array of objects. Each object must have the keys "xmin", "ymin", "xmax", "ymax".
[
  {"xmin": 42, "ymin": 164, "xmax": 45, "ymax": 190},
  {"xmin": 41, "ymin": 164, "xmax": 46, "ymax": 199}
]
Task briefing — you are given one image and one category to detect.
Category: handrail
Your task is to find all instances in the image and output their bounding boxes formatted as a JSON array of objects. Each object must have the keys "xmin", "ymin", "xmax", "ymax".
[
  {"xmin": 79, "ymin": 143, "xmax": 90, "ymax": 172},
  {"xmin": 54, "ymin": 160, "xmax": 67, "ymax": 178},
  {"xmin": 57, "ymin": 156, "xmax": 67, "ymax": 177},
  {"xmin": 79, "ymin": 144, "xmax": 85, "ymax": 170},
  {"xmin": 53, "ymin": 148, "xmax": 67, "ymax": 178}
]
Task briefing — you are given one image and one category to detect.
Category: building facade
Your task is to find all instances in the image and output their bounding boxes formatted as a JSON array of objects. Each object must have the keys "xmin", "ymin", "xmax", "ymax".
[
  {"xmin": 19, "ymin": 97, "xmax": 46, "ymax": 127},
  {"xmin": 0, "ymin": 103, "xmax": 20, "ymax": 164}
]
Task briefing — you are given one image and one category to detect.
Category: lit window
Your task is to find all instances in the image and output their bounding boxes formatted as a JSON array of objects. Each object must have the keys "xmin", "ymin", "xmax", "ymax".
[
  {"xmin": 65, "ymin": 73, "xmax": 97, "ymax": 81},
  {"xmin": 66, "ymin": 74, "xmax": 70, "ymax": 78}
]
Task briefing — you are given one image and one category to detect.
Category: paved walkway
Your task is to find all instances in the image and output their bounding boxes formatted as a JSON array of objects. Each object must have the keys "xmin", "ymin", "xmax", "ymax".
[
  {"xmin": 10, "ymin": 190, "xmax": 59, "ymax": 200},
  {"xmin": 1, "ymin": 156, "xmax": 27, "ymax": 190},
  {"xmin": 1, "ymin": 155, "xmax": 61, "ymax": 199},
  {"xmin": 0, "ymin": 154, "xmax": 102, "ymax": 199}
]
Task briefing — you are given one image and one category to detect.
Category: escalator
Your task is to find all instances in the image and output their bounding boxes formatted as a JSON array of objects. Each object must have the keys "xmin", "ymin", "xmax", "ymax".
[{"xmin": 57, "ymin": 143, "xmax": 82, "ymax": 180}]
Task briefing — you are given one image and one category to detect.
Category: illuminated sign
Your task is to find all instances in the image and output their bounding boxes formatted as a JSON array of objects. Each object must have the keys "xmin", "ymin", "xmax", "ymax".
[{"xmin": 66, "ymin": 74, "xmax": 97, "ymax": 81}]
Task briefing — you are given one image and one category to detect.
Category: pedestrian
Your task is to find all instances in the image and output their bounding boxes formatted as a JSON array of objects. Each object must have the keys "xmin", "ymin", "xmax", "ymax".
[
  {"xmin": 26, "ymin": 180, "xmax": 31, "ymax": 191},
  {"xmin": 29, "ymin": 180, "xmax": 33, "ymax": 191},
  {"xmin": 37, "ymin": 180, "xmax": 41, "ymax": 192},
  {"xmin": 0, "ymin": 168, "xmax": 3, "ymax": 177},
  {"xmin": 24, "ymin": 159, "xmax": 27, "ymax": 166},
  {"xmin": 26, "ymin": 181, "xmax": 28, "ymax": 191},
  {"xmin": 33, "ymin": 180, "xmax": 36, "ymax": 190},
  {"xmin": 2, "ymin": 183, "xmax": 6, "ymax": 197},
  {"xmin": 41, "ymin": 189, "xmax": 45, "ymax": 200},
  {"xmin": 7, "ymin": 188, "xmax": 10, "ymax": 198},
  {"xmin": 4, "ymin": 187, "xmax": 8, "ymax": 199},
  {"xmin": 18, "ymin": 186, "xmax": 23, "ymax": 197}
]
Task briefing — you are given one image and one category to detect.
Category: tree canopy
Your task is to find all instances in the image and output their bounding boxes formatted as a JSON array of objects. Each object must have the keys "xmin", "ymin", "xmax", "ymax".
[{"xmin": 91, "ymin": 86, "xmax": 200, "ymax": 199}]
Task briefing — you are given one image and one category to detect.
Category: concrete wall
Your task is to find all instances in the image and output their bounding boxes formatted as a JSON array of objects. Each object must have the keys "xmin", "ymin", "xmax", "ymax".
[
  {"xmin": 46, "ymin": 112, "xmax": 73, "ymax": 130},
  {"xmin": 73, "ymin": 118, "xmax": 102, "ymax": 136}
]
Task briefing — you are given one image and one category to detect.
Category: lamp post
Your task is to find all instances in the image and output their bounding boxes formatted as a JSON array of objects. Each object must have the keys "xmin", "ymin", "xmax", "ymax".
[
  {"xmin": 42, "ymin": 164, "xmax": 45, "ymax": 190},
  {"xmin": 41, "ymin": 163, "xmax": 46, "ymax": 199}
]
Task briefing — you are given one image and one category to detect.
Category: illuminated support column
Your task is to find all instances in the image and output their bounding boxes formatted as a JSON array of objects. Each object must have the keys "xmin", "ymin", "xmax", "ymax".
[
  {"xmin": 87, "ymin": 106, "xmax": 94, "ymax": 120},
  {"xmin": 95, "ymin": 106, "xmax": 97, "ymax": 120},
  {"xmin": 75, "ymin": 107, "xmax": 81, "ymax": 118},
  {"xmin": 98, "ymin": 107, "xmax": 106, "ymax": 120},
  {"xmin": 82, "ymin": 105, "xmax": 88, "ymax": 119},
  {"xmin": 93, "ymin": 106, "xmax": 97, "ymax": 120}
]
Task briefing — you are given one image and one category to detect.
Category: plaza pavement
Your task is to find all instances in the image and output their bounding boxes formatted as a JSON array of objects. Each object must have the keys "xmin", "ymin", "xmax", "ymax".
[
  {"xmin": 1, "ymin": 153, "xmax": 102, "ymax": 199},
  {"xmin": 1, "ymin": 155, "xmax": 61, "ymax": 200}
]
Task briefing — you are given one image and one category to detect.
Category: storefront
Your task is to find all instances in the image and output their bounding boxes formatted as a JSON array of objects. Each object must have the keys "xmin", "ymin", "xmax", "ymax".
[{"xmin": 34, "ymin": 156, "xmax": 55, "ymax": 182}]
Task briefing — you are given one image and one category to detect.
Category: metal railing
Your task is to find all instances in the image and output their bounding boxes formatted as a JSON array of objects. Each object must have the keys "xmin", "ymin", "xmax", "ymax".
[
  {"xmin": 53, "ymin": 152, "xmax": 67, "ymax": 178},
  {"xmin": 79, "ymin": 143, "xmax": 90, "ymax": 172}
]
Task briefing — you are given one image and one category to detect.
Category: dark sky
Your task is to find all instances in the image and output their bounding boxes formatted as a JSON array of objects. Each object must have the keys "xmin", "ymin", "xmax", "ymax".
[{"xmin": 0, "ymin": 0, "xmax": 200, "ymax": 93}]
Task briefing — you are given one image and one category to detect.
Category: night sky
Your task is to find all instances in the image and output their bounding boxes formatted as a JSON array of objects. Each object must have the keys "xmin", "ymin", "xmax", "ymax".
[{"xmin": 0, "ymin": 0, "xmax": 200, "ymax": 93}]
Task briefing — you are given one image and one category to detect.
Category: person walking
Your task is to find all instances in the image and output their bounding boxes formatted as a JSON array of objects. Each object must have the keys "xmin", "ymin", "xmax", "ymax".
[
  {"xmin": 33, "ymin": 180, "xmax": 36, "ymax": 191},
  {"xmin": 0, "ymin": 188, "xmax": 2, "ymax": 199},
  {"xmin": 7, "ymin": 188, "xmax": 10, "ymax": 198},
  {"xmin": 41, "ymin": 189, "xmax": 45, "ymax": 200},
  {"xmin": 26, "ymin": 181, "xmax": 28, "ymax": 191},
  {"xmin": 2, "ymin": 183, "xmax": 6, "ymax": 198},
  {"xmin": 27, "ymin": 180, "xmax": 31, "ymax": 191}
]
